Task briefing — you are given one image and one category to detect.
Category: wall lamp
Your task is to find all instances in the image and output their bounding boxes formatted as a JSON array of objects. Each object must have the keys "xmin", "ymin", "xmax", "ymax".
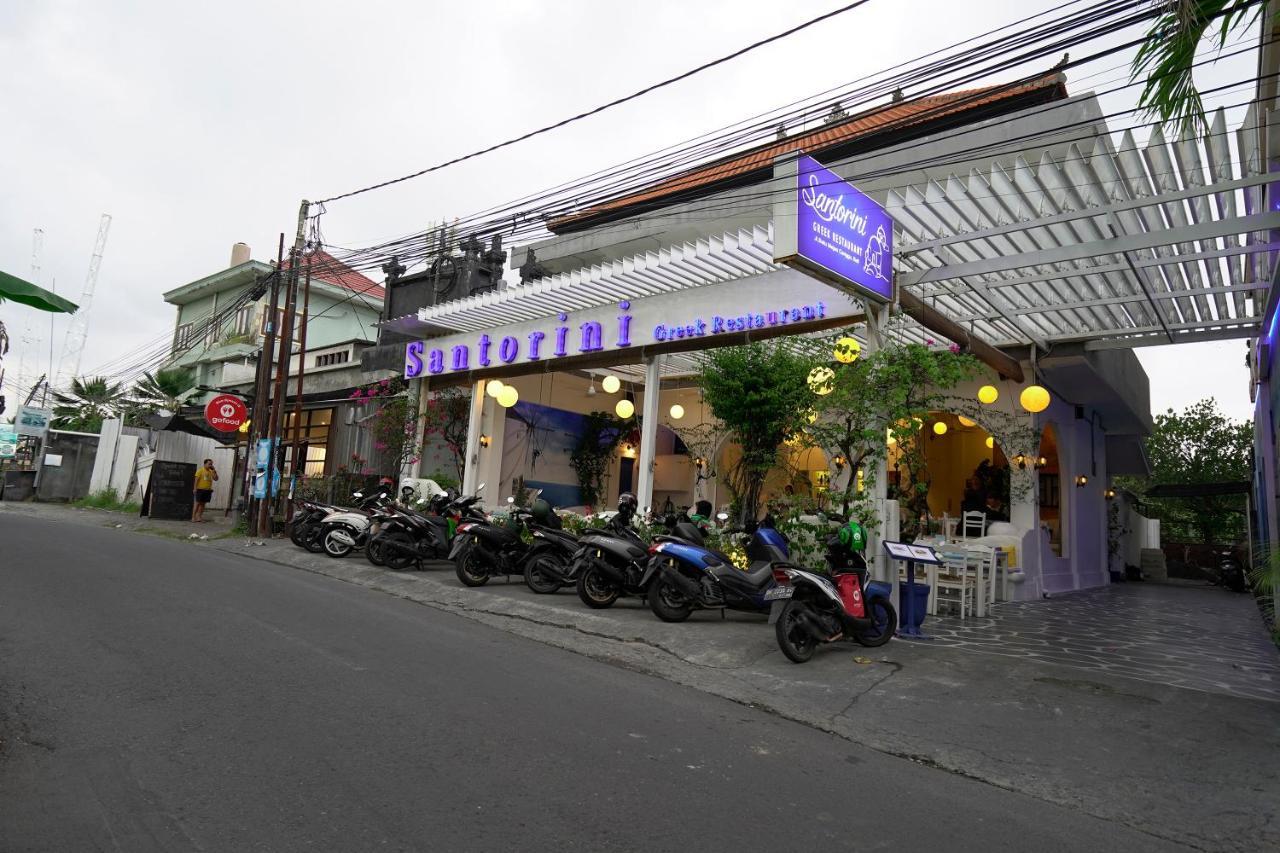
[
  {"xmin": 1105, "ymin": 487, "xmax": 1116, "ymax": 499},
  {"xmin": 479, "ymin": 434, "xmax": 491, "ymax": 448},
  {"xmin": 1075, "ymin": 474, "xmax": 1088, "ymax": 488}
]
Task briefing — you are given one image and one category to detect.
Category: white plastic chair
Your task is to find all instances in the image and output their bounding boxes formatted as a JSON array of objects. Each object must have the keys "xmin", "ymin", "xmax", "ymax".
[
  {"xmin": 961, "ymin": 511, "xmax": 986, "ymax": 540},
  {"xmin": 934, "ymin": 551, "xmax": 976, "ymax": 618}
]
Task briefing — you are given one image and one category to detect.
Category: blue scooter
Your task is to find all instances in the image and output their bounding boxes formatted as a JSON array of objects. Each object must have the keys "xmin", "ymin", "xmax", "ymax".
[{"xmin": 643, "ymin": 515, "xmax": 789, "ymax": 623}]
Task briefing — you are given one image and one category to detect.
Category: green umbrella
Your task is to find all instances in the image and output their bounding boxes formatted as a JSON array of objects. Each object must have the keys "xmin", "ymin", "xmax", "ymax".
[{"xmin": 0, "ymin": 269, "xmax": 78, "ymax": 313}]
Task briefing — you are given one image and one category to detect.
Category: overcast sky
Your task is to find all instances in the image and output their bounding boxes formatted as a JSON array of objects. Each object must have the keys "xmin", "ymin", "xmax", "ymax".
[{"xmin": 0, "ymin": 0, "xmax": 1262, "ymax": 423}]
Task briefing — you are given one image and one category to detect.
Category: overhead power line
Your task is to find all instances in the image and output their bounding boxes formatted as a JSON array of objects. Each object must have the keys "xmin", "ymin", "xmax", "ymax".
[{"xmin": 313, "ymin": 0, "xmax": 875, "ymax": 204}]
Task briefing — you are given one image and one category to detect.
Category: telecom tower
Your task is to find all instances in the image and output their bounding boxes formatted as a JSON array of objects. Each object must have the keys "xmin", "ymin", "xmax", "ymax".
[{"xmin": 53, "ymin": 214, "xmax": 111, "ymax": 393}]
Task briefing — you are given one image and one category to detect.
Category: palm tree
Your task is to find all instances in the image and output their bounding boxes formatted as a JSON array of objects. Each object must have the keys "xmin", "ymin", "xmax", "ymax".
[
  {"xmin": 52, "ymin": 376, "xmax": 129, "ymax": 432},
  {"xmin": 133, "ymin": 367, "xmax": 196, "ymax": 416},
  {"xmin": 1132, "ymin": 1, "xmax": 1264, "ymax": 133}
]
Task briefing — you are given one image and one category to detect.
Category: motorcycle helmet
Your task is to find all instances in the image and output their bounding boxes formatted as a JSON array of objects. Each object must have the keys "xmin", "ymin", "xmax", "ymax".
[
  {"xmin": 617, "ymin": 492, "xmax": 638, "ymax": 522},
  {"xmin": 531, "ymin": 498, "xmax": 559, "ymax": 529},
  {"xmin": 837, "ymin": 519, "xmax": 867, "ymax": 552}
]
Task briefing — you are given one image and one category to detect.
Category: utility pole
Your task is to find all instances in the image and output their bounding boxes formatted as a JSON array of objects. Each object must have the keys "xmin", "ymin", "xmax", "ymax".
[
  {"xmin": 255, "ymin": 201, "xmax": 310, "ymax": 537},
  {"xmin": 290, "ymin": 254, "xmax": 313, "ymax": 491},
  {"xmin": 267, "ymin": 248, "xmax": 300, "ymax": 523},
  {"xmin": 247, "ymin": 234, "xmax": 285, "ymax": 537}
]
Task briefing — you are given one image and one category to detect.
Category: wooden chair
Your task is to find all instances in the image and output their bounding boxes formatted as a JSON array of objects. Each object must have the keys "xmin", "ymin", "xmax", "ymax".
[
  {"xmin": 934, "ymin": 551, "xmax": 976, "ymax": 618},
  {"xmin": 961, "ymin": 511, "xmax": 986, "ymax": 540},
  {"xmin": 964, "ymin": 545, "xmax": 997, "ymax": 616}
]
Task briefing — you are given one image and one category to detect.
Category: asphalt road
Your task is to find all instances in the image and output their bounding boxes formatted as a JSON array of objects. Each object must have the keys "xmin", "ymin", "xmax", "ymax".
[{"xmin": 0, "ymin": 512, "xmax": 1185, "ymax": 852}]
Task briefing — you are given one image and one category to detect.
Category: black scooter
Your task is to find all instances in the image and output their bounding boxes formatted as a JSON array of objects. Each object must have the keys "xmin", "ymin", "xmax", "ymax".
[
  {"xmin": 572, "ymin": 517, "xmax": 653, "ymax": 608},
  {"xmin": 521, "ymin": 512, "xmax": 582, "ymax": 594},
  {"xmin": 449, "ymin": 493, "xmax": 534, "ymax": 587},
  {"xmin": 375, "ymin": 493, "xmax": 456, "ymax": 570}
]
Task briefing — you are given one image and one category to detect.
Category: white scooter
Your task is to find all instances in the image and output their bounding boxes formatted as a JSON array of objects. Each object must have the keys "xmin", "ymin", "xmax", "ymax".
[{"xmin": 319, "ymin": 486, "xmax": 392, "ymax": 558}]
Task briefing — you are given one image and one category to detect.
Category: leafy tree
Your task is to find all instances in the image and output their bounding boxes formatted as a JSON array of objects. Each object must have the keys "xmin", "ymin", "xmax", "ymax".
[
  {"xmin": 806, "ymin": 340, "xmax": 980, "ymax": 536},
  {"xmin": 1119, "ymin": 397, "xmax": 1252, "ymax": 544},
  {"xmin": 52, "ymin": 376, "xmax": 129, "ymax": 432},
  {"xmin": 1131, "ymin": 1, "xmax": 1265, "ymax": 133},
  {"xmin": 698, "ymin": 342, "xmax": 816, "ymax": 524},
  {"xmin": 132, "ymin": 367, "xmax": 196, "ymax": 416},
  {"xmin": 421, "ymin": 387, "xmax": 472, "ymax": 483}
]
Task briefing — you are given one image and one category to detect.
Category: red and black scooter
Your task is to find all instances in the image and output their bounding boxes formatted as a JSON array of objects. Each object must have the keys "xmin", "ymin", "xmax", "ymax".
[{"xmin": 767, "ymin": 520, "xmax": 896, "ymax": 663}]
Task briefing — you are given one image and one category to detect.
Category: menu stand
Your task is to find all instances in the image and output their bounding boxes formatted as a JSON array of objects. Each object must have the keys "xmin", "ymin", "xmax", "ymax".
[{"xmin": 882, "ymin": 540, "xmax": 942, "ymax": 640}]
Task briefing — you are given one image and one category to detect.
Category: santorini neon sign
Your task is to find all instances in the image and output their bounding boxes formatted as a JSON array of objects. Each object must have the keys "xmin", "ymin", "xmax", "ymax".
[{"xmin": 404, "ymin": 298, "xmax": 829, "ymax": 379}]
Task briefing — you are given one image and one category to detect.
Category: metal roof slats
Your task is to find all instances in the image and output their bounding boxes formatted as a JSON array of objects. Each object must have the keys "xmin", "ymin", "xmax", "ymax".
[
  {"xmin": 1085, "ymin": 134, "xmax": 1178, "ymax": 330},
  {"xmin": 1173, "ymin": 124, "xmax": 1232, "ymax": 322},
  {"xmin": 937, "ymin": 173, "xmax": 1057, "ymax": 344},
  {"xmin": 1107, "ymin": 130, "xmax": 1195, "ymax": 325},
  {"xmin": 1204, "ymin": 108, "xmax": 1246, "ymax": 317},
  {"xmin": 1141, "ymin": 126, "xmax": 1212, "ymax": 324},
  {"xmin": 1037, "ymin": 147, "xmax": 1141, "ymax": 332}
]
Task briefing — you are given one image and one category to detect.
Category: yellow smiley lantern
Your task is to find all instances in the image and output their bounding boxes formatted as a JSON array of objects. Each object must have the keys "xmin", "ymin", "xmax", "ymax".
[
  {"xmin": 807, "ymin": 366, "xmax": 835, "ymax": 396},
  {"xmin": 832, "ymin": 337, "xmax": 861, "ymax": 364}
]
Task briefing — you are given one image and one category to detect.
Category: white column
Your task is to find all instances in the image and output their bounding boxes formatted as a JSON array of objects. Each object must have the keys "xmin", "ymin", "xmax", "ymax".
[
  {"xmin": 635, "ymin": 355, "xmax": 664, "ymax": 516},
  {"xmin": 862, "ymin": 301, "xmax": 895, "ymax": 607},
  {"xmin": 461, "ymin": 380, "xmax": 485, "ymax": 496}
]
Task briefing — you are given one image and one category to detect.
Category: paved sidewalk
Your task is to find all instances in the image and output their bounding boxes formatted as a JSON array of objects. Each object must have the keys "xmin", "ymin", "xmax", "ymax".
[
  {"xmin": 926, "ymin": 585, "xmax": 1280, "ymax": 702},
  {"xmin": 4, "ymin": 500, "xmax": 1279, "ymax": 852}
]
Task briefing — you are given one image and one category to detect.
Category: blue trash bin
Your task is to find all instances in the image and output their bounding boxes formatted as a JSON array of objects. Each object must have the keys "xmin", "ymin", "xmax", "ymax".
[{"xmin": 898, "ymin": 581, "xmax": 930, "ymax": 629}]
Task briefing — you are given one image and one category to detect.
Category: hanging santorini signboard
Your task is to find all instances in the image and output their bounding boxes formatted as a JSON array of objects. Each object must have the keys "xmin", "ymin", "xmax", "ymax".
[
  {"xmin": 403, "ymin": 271, "xmax": 859, "ymax": 380},
  {"xmin": 771, "ymin": 153, "xmax": 894, "ymax": 304}
]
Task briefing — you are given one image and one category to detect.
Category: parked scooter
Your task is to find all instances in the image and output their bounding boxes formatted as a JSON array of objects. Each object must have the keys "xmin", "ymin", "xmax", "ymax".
[
  {"xmin": 374, "ymin": 492, "xmax": 457, "ymax": 570},
  {"xmin": 573, "ymin": 493, "xmax": 656, "ymax": 608},
  {"xmin": 448, "ymin": 486, "xmax": 560, "ymax": 588},
  {"xmin": 1198, "ymin": 547, "xmax": 1248, "ymax": 593},
  {"xmin": 768, "ymin": 519, "xmax": 896, "ymax": 663},
  {"xmin": 643, "ymin": 514, "xmax": 787, "ymax": 622},
  {"xmin": 290, "ymin": 498, "xmax": 340, "ymax": 553},
  {"xmin": 520, "ymin": 500, "xmax": 582, "ymax": 594},
  {"xmin": 318, "ymin": 486, "xmax": 393, "ymax": 558}
]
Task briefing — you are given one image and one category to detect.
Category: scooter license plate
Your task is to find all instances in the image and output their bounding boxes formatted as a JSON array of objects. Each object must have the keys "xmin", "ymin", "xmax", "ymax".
[
  {"xmin": 763, "ymin": 586, "xmax": 793, "ymax": 602},
  {"xmin": 767, "ymin": 599, "xmax": 789, "ymax": 625}
]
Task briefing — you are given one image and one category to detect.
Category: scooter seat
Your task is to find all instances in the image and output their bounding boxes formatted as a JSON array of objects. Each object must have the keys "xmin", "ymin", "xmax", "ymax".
[{"xmin": 741, "ymin": 560, "xmax": 775, "ymax": 586}]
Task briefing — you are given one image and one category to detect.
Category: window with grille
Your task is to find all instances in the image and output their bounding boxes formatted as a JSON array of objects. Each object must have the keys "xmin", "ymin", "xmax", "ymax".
[
  {"xmin": 315, "ymin": 351, "xmax": 350, "ymax": 368},
  {"xmin": 175, "ymin": 323, "xmax": 194, "ymax": 349}
]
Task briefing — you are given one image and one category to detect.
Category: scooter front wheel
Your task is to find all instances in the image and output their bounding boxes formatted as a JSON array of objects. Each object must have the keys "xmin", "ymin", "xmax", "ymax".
[{"xmin": 775, "ymin": 599, "xmax": 819, "ymax": 663}]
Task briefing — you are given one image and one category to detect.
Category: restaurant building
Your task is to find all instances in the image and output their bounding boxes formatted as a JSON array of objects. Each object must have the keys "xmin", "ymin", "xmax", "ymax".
[{"xmin": 367, "ymin": 68, "xmax": 1269, "ymax": 603}]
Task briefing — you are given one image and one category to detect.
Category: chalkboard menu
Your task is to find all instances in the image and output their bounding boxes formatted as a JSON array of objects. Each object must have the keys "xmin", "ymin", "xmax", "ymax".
[{"xmin": 143, "ymin": 461, "xmax": 196, "ymax": 520}]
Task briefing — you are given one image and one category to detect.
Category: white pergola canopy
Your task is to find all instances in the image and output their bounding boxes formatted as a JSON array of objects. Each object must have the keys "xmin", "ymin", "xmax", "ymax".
[{"xmin": 892, "ymin": 105, "xmax": 1273, "ymax": 351}]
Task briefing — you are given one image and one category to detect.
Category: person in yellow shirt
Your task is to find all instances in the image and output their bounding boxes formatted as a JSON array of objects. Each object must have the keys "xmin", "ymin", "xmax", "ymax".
[{"xmin": 192, "ymin": 458, "xmax": 218, "ymax": 522}]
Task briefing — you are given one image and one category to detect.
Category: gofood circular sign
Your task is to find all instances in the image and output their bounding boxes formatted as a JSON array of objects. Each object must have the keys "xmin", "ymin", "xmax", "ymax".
[{"xmin": 204, "ymin": 394, "xmax": 248, "ymax": 432}]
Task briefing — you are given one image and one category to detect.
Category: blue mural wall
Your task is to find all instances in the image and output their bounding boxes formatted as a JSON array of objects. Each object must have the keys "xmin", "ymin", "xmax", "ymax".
[{"xmin": 501, "ymin": 401, "xmax": 587, "ymax": 508}]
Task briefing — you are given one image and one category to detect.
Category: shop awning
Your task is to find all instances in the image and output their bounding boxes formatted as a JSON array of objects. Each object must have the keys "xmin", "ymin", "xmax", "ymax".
[{"xmin": 0, "ymin": 270, "xmax": 78, "ymax": 313}]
